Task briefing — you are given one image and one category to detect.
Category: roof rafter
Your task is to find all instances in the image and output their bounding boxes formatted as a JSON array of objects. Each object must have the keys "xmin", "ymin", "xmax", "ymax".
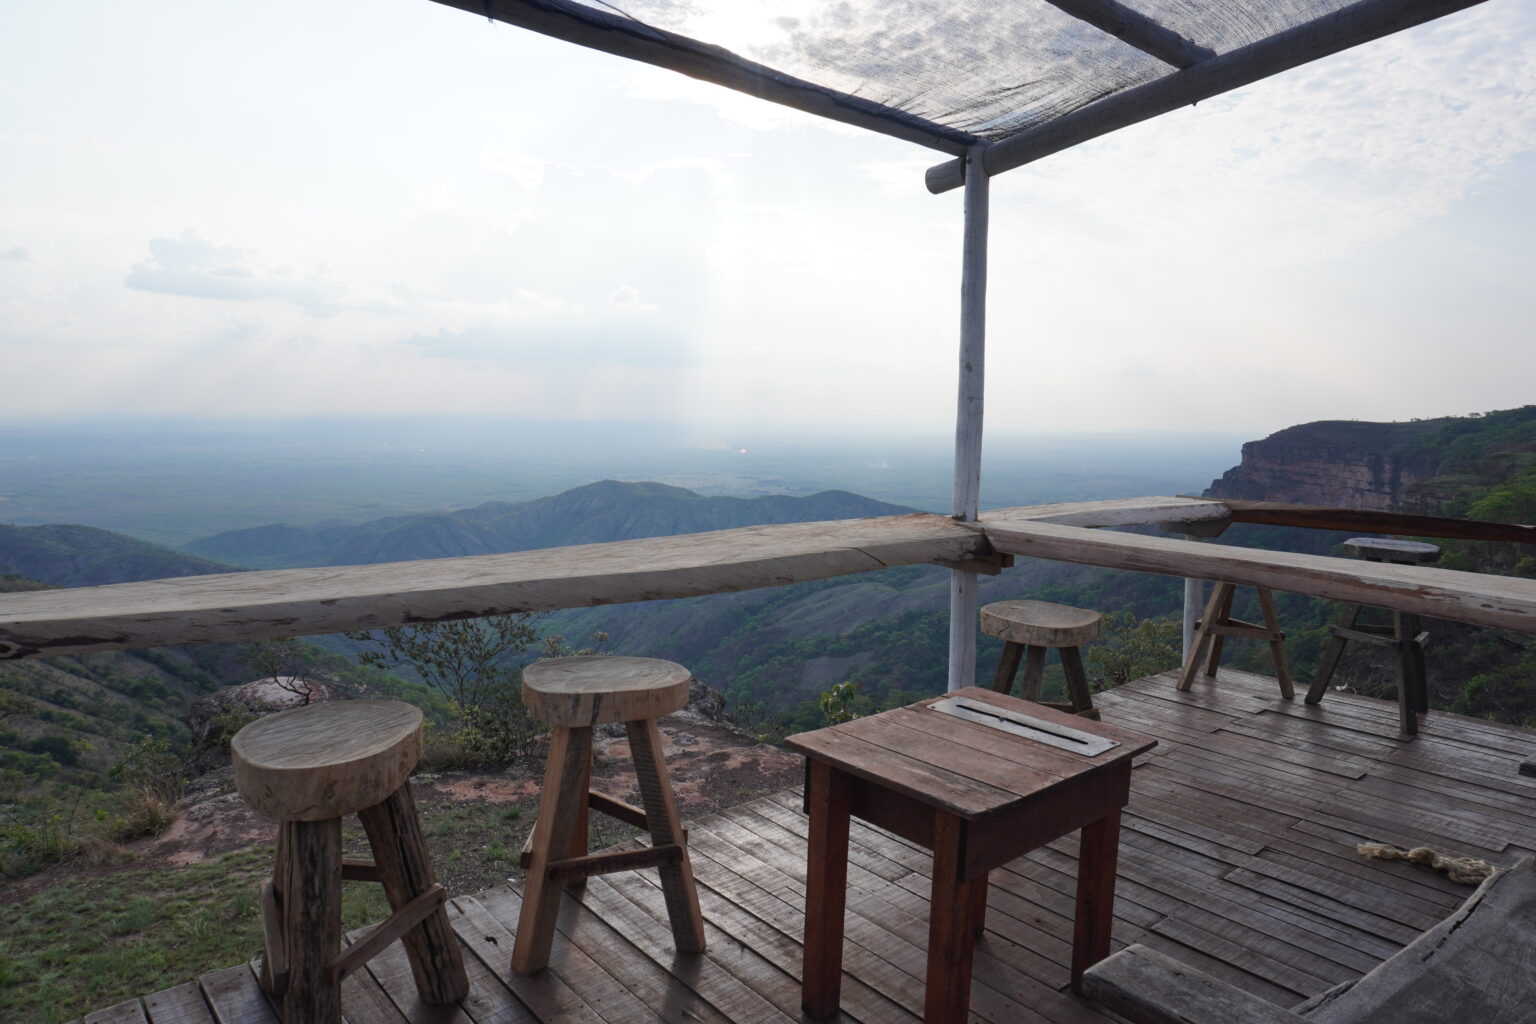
[
  {"xmin": 926, "ymin": 0, "xmax": 1489, "ymax": 193},
  {"xmin": 1041, "ymin": 0, "xmax": 1214, "ymax": 69},
  {"xmin": 429, "ymin": 0, "xmax": 975, "ymax": 155}
]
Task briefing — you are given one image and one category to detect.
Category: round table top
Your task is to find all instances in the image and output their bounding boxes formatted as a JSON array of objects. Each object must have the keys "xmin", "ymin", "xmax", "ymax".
[
  {"xmin": 522, "ymin": 656, "xmax": 694, "ymax": 727},
  {"xmin": 232, "ymin": 699, "xmax": 422, "ymax": 821},
  {"xmin": 1343, "ymin": 537, "xmax": 1442, "ymax": 564},
  {"xmin": 980, "ymin": 599, "xmax": 1102, "ymax": 647}
]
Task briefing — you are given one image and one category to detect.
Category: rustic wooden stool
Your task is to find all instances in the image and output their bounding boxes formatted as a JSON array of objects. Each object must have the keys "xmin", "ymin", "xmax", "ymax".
[
  {"xmin": 1307, "ymin": 537, "xmax": 1440, "ymax": 736},
  {"xmin": 232, "ymin": 700, "xmax": 466, "ymax": 1024},
  {"xmin": 1178, "ymin": 582, "xmax": 1294, "ymax": 699},
  {"xmin": 513, "ymin": 656, "xmax": 706, "ymax": 975},
  {"xmin": 981, "ymin": 599, "xmax": 1101, "ymax": 718}
]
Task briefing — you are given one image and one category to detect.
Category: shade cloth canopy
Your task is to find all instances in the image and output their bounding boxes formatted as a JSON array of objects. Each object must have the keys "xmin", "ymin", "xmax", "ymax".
[{"xmin": 435, "ymin": 0, "xmax": 1486, "ymax": 190}]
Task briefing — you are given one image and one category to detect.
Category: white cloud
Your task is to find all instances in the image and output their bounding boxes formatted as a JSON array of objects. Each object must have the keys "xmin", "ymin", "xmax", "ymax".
[
  {"xmin": 0, "ymin": 246, "xmax": 29, "ymax": 261},
  {"xmin": 125, "ymin": 231, "xmax": 351, "ymax": 315}
]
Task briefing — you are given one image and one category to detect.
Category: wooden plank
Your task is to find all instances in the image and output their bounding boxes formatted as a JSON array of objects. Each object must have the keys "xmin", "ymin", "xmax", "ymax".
[
  {"xmin": 982, "ymin": 496, "xmax": 1225, "ymax": 530},
  {"xmin": 783, "ymin": 728, "xmax": 1012, "ymax": 819},
  {"xmin": 83, "ymin": 1000, "xmax": 148, "ymax": 1024},
  {"xmin": 141, "ymin": 983, "xmax": 214, "ymax": 1024},
  {"xmin": 575, "ymin": 874, "xmax": 792, "ymax": 1024},
  {"xmin": 473, "ymin": 884, "xmax": 732, "ymax": 1024},
  {"xmin": 984, "ymin": 520, "xmax": 1536, "ymax": 635},
  {"xmin": 448, "ymin": 896, "xmax": 604, "ymax": 1024},
  {"xmin": 199, "ymin": 965, "xmax": 279, "ymax": 1024},
  {"xmin": 0, "ymin": 513, "xmax": 986, "ymax": 658},
  {"xmin": 926, "ymin": 0, "xmax": 1491, "ymax": 191},
  {"xmin": 1083, "ymin": 944, "xmax": 1306, "ymax": 1024}
]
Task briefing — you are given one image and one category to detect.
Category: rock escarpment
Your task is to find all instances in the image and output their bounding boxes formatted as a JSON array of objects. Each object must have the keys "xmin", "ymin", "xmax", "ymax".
[{"xmin": 1206, "ymin": 419, "xmax": 1447, "ymax": 510}]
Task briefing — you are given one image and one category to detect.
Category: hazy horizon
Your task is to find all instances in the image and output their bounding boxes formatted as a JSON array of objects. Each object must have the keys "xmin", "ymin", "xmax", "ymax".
[
  {"xmin": 2, "ymin": 1, "xmax": 1532, "ymax": 433},
  {"xmin": 0, "ymin": 416, "xmax": 1251, "ymax": 546}
]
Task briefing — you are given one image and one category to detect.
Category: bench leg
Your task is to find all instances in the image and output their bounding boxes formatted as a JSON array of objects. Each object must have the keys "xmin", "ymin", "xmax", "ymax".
[
  {"xmin": 358, "ymin": 784, "xmax": 468, "ymax": 1004},
  {"xmin": 1178, "ymin": 584, "xmax": 1227, "ymax": 692},
  {"xmin": 1204, "ymin": 583, "xmax": 1236, "ymax": 677},
  {"xmin": 1307, "ymin": 604, "xmax": 1362, "ymax": 704},
  {"xmin": 1257, "ymin": 588, "xmax": 1295, "ymax": 700}
]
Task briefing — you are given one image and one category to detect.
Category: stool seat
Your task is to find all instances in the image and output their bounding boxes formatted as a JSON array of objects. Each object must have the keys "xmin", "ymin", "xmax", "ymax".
[
  {"xmin": 1343, "ymin": 537, "xmax": 1441, "ymax": 564},
  {"xmin": 981, "ymin": 599, "xmax": 1102, "ymax": 647},
  {"xmin": 233, "ymin": 700, "xmax": 422, "ymax": 821},
  {"xmin": 523, "ymin": 656, "xmax": 692, "ymax": 726}
]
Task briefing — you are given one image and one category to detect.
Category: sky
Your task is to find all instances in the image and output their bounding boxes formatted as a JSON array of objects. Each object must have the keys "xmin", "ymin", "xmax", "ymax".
[{"xmin": 1, "ymin": 0, "xmax": 1532, "ymax": 437}]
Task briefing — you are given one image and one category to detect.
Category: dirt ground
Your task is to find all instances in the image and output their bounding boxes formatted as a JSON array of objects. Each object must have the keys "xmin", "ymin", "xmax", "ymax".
[{"xmin": 4, "ymin": 713, "xmax": 804, "ymax": 903}]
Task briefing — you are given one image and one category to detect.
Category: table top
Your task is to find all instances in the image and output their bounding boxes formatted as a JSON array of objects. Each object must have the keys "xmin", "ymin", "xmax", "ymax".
[{"xmin": 785, "ymin": 687, "xmax": 1155, "ymax": 821}]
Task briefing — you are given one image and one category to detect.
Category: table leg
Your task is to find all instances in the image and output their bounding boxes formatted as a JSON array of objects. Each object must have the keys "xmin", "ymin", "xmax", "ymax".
[
  {"xmin": 970, "ymin": 870, "xmax": 988, "ymax": 938},
  {"xmin": 803, "ymin": 760, "xmax": 851, "ymax": 1018},
  {"xmin": 926, "ymin": 811, "xmax": 980, "ymax": 1024},
  {"xmin": 1072, "ymin": 810, "xmax": 1121, "ymax": 994}
]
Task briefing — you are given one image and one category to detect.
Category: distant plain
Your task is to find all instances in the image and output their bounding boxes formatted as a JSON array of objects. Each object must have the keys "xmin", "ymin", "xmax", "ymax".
[{"xmin": 0, "ymin": 418, "xmax": 1247, "ymax": 546}]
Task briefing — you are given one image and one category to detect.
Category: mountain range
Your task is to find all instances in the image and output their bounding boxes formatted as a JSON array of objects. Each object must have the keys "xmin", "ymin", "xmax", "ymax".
[{"xmin": 180, "ymin": 480, "xmax": 914, "ymax": 568}]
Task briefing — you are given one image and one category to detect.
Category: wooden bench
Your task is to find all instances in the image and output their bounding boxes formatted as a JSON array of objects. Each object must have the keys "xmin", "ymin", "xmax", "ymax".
[{"xmin": 1083, "ymin": 856, "xmax": 1536, "ymax": 1024}]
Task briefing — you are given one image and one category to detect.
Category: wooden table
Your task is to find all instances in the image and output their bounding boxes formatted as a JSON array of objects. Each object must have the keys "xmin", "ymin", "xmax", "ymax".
[{"xmin": 785, "ymin": 686, "xmax": 1155, "ymax": 1023}]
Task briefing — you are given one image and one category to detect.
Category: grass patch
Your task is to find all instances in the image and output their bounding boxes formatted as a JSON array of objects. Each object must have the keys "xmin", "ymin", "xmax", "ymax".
[{"xmin": 0, "ymin": 846, "xmax": 390, "ymax": 1023}]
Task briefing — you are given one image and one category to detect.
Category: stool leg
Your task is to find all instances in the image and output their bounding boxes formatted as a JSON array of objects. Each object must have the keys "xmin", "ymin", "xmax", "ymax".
[
  {"xmin": 277, "ymin": 817, "xmax": 342, "ymax": 1024},
  {"xmin": 1257, "ymin": 588, "xmax": 1295, "ymax": 700},
  {"xmin": 991, "ymin": 641, "xmax": 1024, "ymax": 695},
  {"xmin": 1403, "ymin": 612, "xmax": 1430, "ymax": 714},
  {"xmin": 1019, "ymin": 646, "xmax": 1048, "ymax": 701},
  {"xmin": 1307, "ymin": 604, "xmax": 1362, "ymax": 703},
  {"xmin": 357, "ymin": 783, "xmax": 468, "ymax": 1004},
  {"xmin": 570, "ymin": 750, "xmax": 591, "ymax": 888},
  {"xmin": 514, "ymin": 725, "xmax": 593, "ymax": 975},
  {"xmin": 1060, "ymin": 646, "xmax": 1097, "ymax": 718},
  {"xmin": 627, "ymin": 718, "xmax": 706, "ymax": 953}
]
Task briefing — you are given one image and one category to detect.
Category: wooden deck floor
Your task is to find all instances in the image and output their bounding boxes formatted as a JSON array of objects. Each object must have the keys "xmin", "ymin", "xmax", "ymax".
[{"xmin": 85, "ymin": 669, "xmax": 1536, "ymax": 1023}]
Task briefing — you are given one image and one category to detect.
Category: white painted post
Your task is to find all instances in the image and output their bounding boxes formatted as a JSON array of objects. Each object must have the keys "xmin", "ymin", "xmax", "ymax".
[
  {"xmin": 948, "ymin": 145, "xmax": 990, "ymax": 693},
  {"xmin": 1182, "ymin": 575, "xmax": 1204, "ymax": 662}
]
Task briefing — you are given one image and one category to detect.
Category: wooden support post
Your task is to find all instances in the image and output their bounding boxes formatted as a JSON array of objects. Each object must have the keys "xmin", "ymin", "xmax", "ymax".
[
  {"xmin": 948, "ymin": 144, "xmax": 990, "ymax": 693},
  {"xmin": 356, "ymin": 784, "xmax": 467, "ymax": 1004},
  {"xmin": 1182, "ymin": 576, "xmax": 1204, "ymax": 663}
]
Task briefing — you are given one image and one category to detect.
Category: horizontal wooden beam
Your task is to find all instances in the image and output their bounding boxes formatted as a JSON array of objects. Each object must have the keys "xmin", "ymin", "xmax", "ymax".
[
  {"xmin": 984, "ymin": 520, "xmax": 1536, "ymax": 635},
  {"xmin": 1213, "ymin": 499, "xmax": 1536, "ymax": 545},
  {"xmin": 1041, "ymin": 0, "xmax": 1214, "ymax": 69},
  {"xmin": 0, "ymin": 513, "xmax": 987, "ymax": 659},
  {"xmin": 983, "ymin": 495, "xmax": 1228, "ymax": 529},
  {"xmin": 927, "ymin": 0, "xmax": 1490, "ymax": 192},
  {"xmin": 429, "ymin": 0, "xmax": 974, "ymax": 155}
]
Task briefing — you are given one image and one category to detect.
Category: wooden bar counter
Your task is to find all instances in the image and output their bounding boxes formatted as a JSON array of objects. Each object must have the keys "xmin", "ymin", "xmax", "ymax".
[{"xmin": 786, "ymin": 687, "xmax": 1155, "ymax": 1023}]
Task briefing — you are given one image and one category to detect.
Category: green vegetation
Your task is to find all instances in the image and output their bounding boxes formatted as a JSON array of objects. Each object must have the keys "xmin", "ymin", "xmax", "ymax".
[{"xmin": 0, "ymin": 845, "xmax": 391, "ymax": 1023}]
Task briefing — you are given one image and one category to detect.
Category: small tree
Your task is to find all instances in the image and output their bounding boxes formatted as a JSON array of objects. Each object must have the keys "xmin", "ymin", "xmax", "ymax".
[
  {"xmin": 1085, "ymin": 612, "xmax": 1181, "ymax": 690},
  {"xmin": 237, "ymin": 637, "xmax": 318, "ymax": 704},
  {"xmin": 346, "ymin": 614, "xmax": 546, "ymax": 764}
]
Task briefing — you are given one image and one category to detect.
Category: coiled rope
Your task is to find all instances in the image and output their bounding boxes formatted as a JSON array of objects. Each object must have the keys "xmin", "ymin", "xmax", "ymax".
[{"xmin": 1358, "ymin": 842, "xmax": 1497, "ymax": 885}]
